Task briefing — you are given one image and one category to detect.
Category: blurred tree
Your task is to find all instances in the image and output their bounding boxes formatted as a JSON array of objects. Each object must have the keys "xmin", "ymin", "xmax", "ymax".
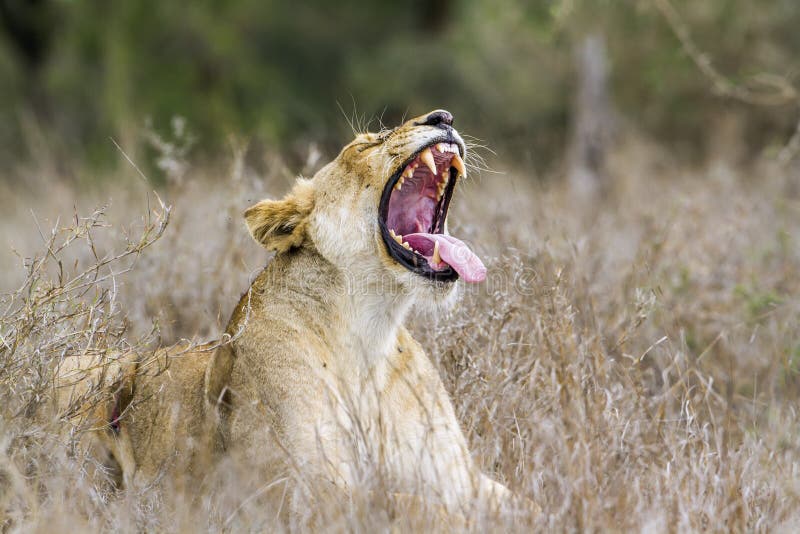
[
  {"xmin": 0, "ymin": 0, "xmax": 57, "ymax": 117},
  {"xmin": 569, "ymin": 33, "xmax": 614, "ymax": 199},
  {"xmin": 0, "ymin": 0, "xmax": 798, "ymax": 177}
]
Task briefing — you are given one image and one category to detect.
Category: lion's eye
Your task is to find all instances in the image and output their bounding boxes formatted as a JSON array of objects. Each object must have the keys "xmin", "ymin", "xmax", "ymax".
[
  {"xmin": 376, "ymin": 128, "xmax": 395, "ymax": 142},
  {"xmin": 354, "ymin": 142, "xmax": 379, "ymax": 153},
  {"xmin": 351, "ymin": 136, "xmax": 385, "ymax": 152}
]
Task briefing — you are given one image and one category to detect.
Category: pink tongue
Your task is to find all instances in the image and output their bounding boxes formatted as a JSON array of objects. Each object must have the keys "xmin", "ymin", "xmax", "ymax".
[{"xmin": 403, "ymin": 233, "xmax": 486, "ymax": 283}]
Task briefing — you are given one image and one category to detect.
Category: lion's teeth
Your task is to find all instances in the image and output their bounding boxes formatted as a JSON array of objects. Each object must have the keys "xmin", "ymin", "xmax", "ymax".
[
  {"xmin": 402, "ymin": 241, "xmax": 412, "ymax": 250},
  {"xmin": 432, "ymin": 241, "xmax": 442, "ymax": 264},
  {"xmin": 403, "ymin": 165, "xmax": 414, "ymax": 178},
  {"xmin": 394, "ymin": 176, "xmax": 404, "ymax": 190},
  {"xmin": 436, "ymin": 143, "xmax": 445, "ymax": 153},
  {"xmin": 452, "ymin": 153, "xmax": 466, "ymax": 178},
  {"xmin": 420, "ymin": 147, "xmax": 437, "ymax": 175},
  {"xmin": 390, "ymin": 230, "xmax": 404, "ymax": 245}
]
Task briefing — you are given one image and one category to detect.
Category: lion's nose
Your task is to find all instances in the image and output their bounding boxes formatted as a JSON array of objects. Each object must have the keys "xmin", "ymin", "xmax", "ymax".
[{"xmin": 419, "ymin": 110, "xmax": 453, "ymax": 127}]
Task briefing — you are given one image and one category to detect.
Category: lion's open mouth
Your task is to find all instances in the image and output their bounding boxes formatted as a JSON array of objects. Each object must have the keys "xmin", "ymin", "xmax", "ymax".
[{"xmin": 378, "ymin": 140, "xmax": 486, "ymax": 283}]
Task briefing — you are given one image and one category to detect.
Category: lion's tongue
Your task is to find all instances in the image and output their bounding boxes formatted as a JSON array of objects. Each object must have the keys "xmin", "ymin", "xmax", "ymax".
[{"xmin": 403, "ymin": 233, "xmax": 486, "ymax": 283}]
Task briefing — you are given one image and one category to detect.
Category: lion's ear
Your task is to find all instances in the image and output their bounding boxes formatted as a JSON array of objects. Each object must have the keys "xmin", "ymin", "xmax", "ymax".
[{"xmin": 244, "ymin": 179, "xmax": 315, "ymax": 253}]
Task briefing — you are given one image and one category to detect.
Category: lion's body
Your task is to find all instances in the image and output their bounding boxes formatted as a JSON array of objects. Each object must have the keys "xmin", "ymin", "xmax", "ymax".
[
  {"xmin": 56, "ymin": 111, "xmax": 521, "ymax": 521},
  {"xmin": 220, "ymin": 249, "xmax": 493, "ymax": 510}
]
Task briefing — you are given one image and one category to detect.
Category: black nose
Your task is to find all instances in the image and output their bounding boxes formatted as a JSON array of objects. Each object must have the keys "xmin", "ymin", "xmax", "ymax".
[{"xmin": 419, "ymin": 110, "xmax": 453, "ymax": 127}]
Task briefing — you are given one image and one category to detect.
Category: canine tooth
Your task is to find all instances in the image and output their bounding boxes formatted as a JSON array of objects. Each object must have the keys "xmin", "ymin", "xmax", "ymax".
[
  {"xmin": 452, "ymin": 153, "xmax": 466, "ymax": 178},
  {"xmin": 432, "ymin": 241, "xmax": 442, "ymax": 264},
  {"xmin": 420, "ymin": 147, "xmax": 437, "ymax": 175}
]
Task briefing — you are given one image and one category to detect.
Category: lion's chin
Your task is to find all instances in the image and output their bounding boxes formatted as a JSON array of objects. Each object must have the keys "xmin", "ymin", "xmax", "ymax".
[
  {"xmin": 387, "ymin": 264, "xmax": 460, "ymax": 306},
  {"xmin": 414, "ymin": 278, "xmax": 460, "ymax": 313}
]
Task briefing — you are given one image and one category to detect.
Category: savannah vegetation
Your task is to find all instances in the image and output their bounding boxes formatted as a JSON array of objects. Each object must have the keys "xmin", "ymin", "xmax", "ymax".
[{"xmin": 1, "ymin": 0, "xmax": 799, "ymax": 531}]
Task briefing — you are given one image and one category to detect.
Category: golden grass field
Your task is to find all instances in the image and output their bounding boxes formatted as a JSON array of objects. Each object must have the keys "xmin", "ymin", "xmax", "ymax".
[{"xmin": 0, "ymin": 136, "xmax": 799, "ymax": 531}]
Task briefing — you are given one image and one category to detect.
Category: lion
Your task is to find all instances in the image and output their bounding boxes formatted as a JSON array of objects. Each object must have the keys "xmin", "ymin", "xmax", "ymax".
[{"xmin": 56, "ymin": 110, "xmax": 533, "ymax": 525}]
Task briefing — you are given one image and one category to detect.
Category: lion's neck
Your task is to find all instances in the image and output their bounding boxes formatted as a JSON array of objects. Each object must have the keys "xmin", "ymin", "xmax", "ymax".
[
  {"xmin": 263, "ymin": 247, "xmax": 414, "ymax": 369},
  {"xmin": 342, "ymin": 288, "xmax": 413, "ymax": 366}
]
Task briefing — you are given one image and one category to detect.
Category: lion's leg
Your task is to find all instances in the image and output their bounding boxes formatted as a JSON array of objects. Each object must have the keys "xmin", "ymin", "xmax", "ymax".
[
  {"xmin": 100, "ymin": 423, "xmax": 137, "ymax": 489},
  {"xmin": 55, "ymin": 352, "xmax": 139, "ymax": 490},
  {"xmin": 478, "ymin": 474, "xmax": 542, "ymax": 518}
]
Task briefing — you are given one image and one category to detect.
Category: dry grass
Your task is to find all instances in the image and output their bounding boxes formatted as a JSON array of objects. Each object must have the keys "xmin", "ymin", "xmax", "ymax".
[{"xmin": 0, "ymin": 137, "xmax": 799, "ymax": 532}]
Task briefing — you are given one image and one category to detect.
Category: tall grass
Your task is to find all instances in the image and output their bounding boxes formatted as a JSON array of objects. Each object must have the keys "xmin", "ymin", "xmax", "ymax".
[{"xmin": 0, "ymin": 138, "xmax": 798, "ymax": 531}]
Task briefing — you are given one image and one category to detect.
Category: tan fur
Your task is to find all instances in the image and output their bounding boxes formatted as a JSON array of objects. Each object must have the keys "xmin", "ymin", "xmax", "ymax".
[
  {"xmin": 56, "ymin": 110, "xmax": 534, "ymax": 522},
  {"xmin": 244, "ymin": 178, "xmax": 315, "ymax": 253}
]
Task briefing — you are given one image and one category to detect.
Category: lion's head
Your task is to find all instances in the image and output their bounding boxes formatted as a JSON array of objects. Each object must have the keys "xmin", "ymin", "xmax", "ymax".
[{"xmin": 244, "ymin": 109, "xmax": 485, "ymax": 300}]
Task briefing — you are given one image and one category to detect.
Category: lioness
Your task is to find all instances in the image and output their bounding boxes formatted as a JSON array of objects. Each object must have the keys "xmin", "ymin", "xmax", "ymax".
[{"xmin": 59, "ymin": 110, "xmax": 527, "ymax": 524}]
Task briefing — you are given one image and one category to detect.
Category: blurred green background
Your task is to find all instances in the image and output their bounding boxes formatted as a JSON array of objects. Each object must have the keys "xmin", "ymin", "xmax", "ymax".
[{"xmin": 1, "ymin": 0, "xmax": 799, "ymax": 179}]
